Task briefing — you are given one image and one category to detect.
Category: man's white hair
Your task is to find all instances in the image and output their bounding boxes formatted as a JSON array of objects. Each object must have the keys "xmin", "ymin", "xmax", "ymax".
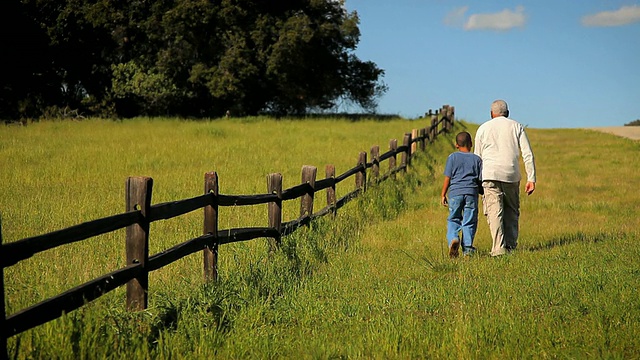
[{"xmin": 491, "ymin": 100, "xmax": 509, "ymax": 116}]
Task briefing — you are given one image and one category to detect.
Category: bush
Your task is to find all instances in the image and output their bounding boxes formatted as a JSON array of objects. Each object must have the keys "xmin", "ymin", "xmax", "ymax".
[{"xmin": 624, "ymin": 119, "xmax": 640, "ymax": 126}]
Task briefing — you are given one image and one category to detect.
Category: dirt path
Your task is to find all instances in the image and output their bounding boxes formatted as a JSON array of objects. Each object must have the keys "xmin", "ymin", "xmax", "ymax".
[{"xmin": 586, "ymin": 126, "xmax": 640, "ymax": 140}]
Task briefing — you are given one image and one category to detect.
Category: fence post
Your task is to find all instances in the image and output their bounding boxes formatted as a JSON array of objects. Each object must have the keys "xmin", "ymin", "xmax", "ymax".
[
  {"xmin": 0, "ymin": 216, "xmax": 6, "ymax": 359},
  {"xmin": 442, "ymin": 105, "xmax": 448, "ymax": 132},
  {"xmin": 451, "ymin": 106, "xmax": 455, "ymax": 128},
  {"xmin": 125, "ymin": 176, "xmax": 153, "ymax": 311},
  {"xmin": 325, "ymin": 165, "xmax": 336, "ymax": 215},
  {"xmin": 406, "ymin": 132, "xmax": 413, "ymax": 166},
  {"xmin": 389, "ymin": 139, "xmax": 398, "ymax": 179},
  {"xmin": 267, "ymin": 173, "xmax": 282, "ymax": 250},
  {"xmin": 442, "ymin": 105, "xmax": 450, "ymax": 132},
  {"xmin": 371, "ymin": 145, "xmax": 380, "ymax": 181},
  {"xmin": 401, "ymin": 133, "xmax": 412, "ymax": 171},
  {"xmin": 300, "ymin": 165, "xmax": 317, "ymax": 219},
  {"xmin": 431, "ymin": 114, "xmax": 438, "ymax": 141},
  {"xmin": 203, "ymin": 172, "xmax": 219, "ymax": 282},
  {"xmin": 355, "ymin": 151, "xmax": 367, "ymax": 192},
  {"xmin": 419, "ymin": 128, "xmax": 426, "ymax": 151},
  {"xmin": 411, "ymin": 129, "xmax": 418, "ymax": 155}
]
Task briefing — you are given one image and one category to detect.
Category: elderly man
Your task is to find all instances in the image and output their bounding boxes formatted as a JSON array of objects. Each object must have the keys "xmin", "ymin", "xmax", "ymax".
[{"xmin": 474, "ymin": 100, "xmax": 536, "ymax": 256}]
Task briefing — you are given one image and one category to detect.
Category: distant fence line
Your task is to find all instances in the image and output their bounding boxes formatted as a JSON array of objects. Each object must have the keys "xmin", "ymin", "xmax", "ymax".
[{"xmin": 0, "ymin": 105, "xmax": 455, "ymax": 355}]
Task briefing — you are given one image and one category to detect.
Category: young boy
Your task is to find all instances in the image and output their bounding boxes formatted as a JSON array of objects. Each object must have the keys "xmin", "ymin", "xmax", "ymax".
[{"xmin": 441, "ymin": 131, "xmax": 483, "ymax": 258}]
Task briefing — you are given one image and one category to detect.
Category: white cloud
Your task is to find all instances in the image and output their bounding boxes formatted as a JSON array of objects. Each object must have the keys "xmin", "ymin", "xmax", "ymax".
[
  {"xmin": 463, "ymin": 6, "xmax": 527, "ymax": 31},
  {"xmin": 444, "ymin": 6, "xmax": 469, "ymax": 28},
  {"xmin": 582, "ymin": 5, "xmax": 640, "ymax": 27}
]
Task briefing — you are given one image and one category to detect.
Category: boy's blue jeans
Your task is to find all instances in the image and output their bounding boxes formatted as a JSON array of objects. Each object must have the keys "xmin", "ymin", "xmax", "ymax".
[{"xmin": 447, "ymin": 194, "xmax": 478, "ymax": 254}]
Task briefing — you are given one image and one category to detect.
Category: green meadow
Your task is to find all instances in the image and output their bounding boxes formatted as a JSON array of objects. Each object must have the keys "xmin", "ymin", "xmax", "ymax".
[{"xmin": 1, "ymin": 117, "xmax": 639, "ymax": 359}]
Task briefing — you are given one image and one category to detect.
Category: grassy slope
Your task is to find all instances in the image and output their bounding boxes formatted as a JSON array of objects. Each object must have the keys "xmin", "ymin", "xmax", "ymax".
[
  {"xmin": 1, "ymin": 119, "xmax": 639, "ymax": 359},
  {"xmin": 215, "ymin": 124, "xmax": 640, "ymax": 359}
]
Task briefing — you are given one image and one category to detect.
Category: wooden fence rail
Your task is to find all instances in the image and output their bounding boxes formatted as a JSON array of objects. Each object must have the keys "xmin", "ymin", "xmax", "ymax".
[{"xmin": 0, "ymin": 106, "xmax": 455, "ymax": 355}]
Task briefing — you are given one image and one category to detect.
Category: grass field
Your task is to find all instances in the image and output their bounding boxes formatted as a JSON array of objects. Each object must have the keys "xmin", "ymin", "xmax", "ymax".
[{"xmin": 1, "ymin": 117, "xmax": 639, "ymax": 359}]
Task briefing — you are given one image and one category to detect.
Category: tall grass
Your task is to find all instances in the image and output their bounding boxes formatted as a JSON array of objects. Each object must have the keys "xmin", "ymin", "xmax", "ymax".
[{"xmin": 1, "ymin": 118, "xmax": 639, "ymax": 358}]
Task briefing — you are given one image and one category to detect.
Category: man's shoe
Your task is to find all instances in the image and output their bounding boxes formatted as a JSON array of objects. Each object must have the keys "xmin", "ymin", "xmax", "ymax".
[{"xmin": 449, "ymin": 239, "xmax": 460, "ymax": 258}]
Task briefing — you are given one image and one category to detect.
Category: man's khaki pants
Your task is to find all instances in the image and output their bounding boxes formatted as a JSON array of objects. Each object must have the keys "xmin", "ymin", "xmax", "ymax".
[{"xmin": 482, "ymin": 181, "xmax": 520, "ymax": 256}]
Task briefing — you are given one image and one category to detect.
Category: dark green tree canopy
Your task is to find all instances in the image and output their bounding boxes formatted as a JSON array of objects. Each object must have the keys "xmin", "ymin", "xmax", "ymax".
[{"xmin": 1, "ymin": 0, "xmax": 387, "ymax": 119}]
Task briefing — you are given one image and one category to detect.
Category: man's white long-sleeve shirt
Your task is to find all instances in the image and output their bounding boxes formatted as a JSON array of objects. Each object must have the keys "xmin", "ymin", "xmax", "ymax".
[{"xmin": 474, "ymin": 116, "xmax": 536, "ymax": 183}]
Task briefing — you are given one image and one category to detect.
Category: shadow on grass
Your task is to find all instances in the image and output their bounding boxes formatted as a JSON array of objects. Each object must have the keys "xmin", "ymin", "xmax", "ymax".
[
  {"xmin": 525, "ymin": 231, "xmax": 627, "ymax": 252},
  {"xmin": 136, "ymin": 284, "xmax": 240, "ymax": 351},
  {"xmin": 222, "ymin": 112, "xmax": 406, "ymax": 123}
]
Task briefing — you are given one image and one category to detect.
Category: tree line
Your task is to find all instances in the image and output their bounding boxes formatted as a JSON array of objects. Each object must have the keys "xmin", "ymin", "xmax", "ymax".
[{"xmin": 1, "ymin": 0, "xmax": 387, "ymax": 120}]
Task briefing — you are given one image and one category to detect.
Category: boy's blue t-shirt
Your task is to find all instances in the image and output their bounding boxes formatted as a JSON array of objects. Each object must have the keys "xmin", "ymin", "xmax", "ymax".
[{"xmin": 444, "ymin": 152, "xmax": 482, "ymax": 197}]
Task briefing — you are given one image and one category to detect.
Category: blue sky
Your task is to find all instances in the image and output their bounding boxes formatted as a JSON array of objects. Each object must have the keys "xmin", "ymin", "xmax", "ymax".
[{"xmin": 343, "ymin": 1, "xmax": 640, "ymax": 128}]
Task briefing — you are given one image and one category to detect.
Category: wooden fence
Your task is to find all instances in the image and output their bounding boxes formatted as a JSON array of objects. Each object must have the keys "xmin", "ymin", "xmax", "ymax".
[{"xmin": 0, "ymin": 105, "xmax": 455, "ymax": 355}]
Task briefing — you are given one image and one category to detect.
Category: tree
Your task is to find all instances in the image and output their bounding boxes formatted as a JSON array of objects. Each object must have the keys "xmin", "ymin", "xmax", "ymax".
[
  {"xmin": 2, "ymin": 0, "xmax": 387, "ymax": 119},
  {"xmin": 0, "ymin": 0, "xmax": 60, "ymax": 119}
]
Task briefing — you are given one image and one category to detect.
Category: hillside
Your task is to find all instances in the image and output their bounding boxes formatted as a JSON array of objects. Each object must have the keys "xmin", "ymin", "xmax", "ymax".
[
  {"xmin": 1, "ymin": 119, "xmax": 639, "ymax": 358},
  {"xmin": 587, "ymin": 126, "xmax": 640, "ymax": 140}
]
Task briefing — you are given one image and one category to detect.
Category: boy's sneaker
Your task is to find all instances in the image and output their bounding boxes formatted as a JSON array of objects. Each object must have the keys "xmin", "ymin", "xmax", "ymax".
[
  {"xmin": 449, "ymin": 239, "xmax": 460, "ymax": 258},
  {"xmin": 463, "ymin": 247, "xmax": 477, "ymax": 257}
]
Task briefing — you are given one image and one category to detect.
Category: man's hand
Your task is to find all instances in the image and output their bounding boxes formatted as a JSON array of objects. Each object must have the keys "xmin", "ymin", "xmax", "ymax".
[
  {"xmin": 441, "ymin": 196, "xmax": 448, "ymax": 207},
  {"xmin": 525, "ymin": 181, "xmax": 536, "ymax": 195}
]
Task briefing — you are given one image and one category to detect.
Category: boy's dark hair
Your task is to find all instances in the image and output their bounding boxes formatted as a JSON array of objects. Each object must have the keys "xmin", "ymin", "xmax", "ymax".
[{"xmin": 456, "ymin": 132, "xmax": 472, "ymax": 148}]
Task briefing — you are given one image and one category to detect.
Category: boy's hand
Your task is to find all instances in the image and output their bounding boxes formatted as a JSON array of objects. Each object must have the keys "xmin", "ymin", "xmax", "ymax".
[{"xmin": 441, "ymin": 196, "xmax": 448, "ymax": 207}]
